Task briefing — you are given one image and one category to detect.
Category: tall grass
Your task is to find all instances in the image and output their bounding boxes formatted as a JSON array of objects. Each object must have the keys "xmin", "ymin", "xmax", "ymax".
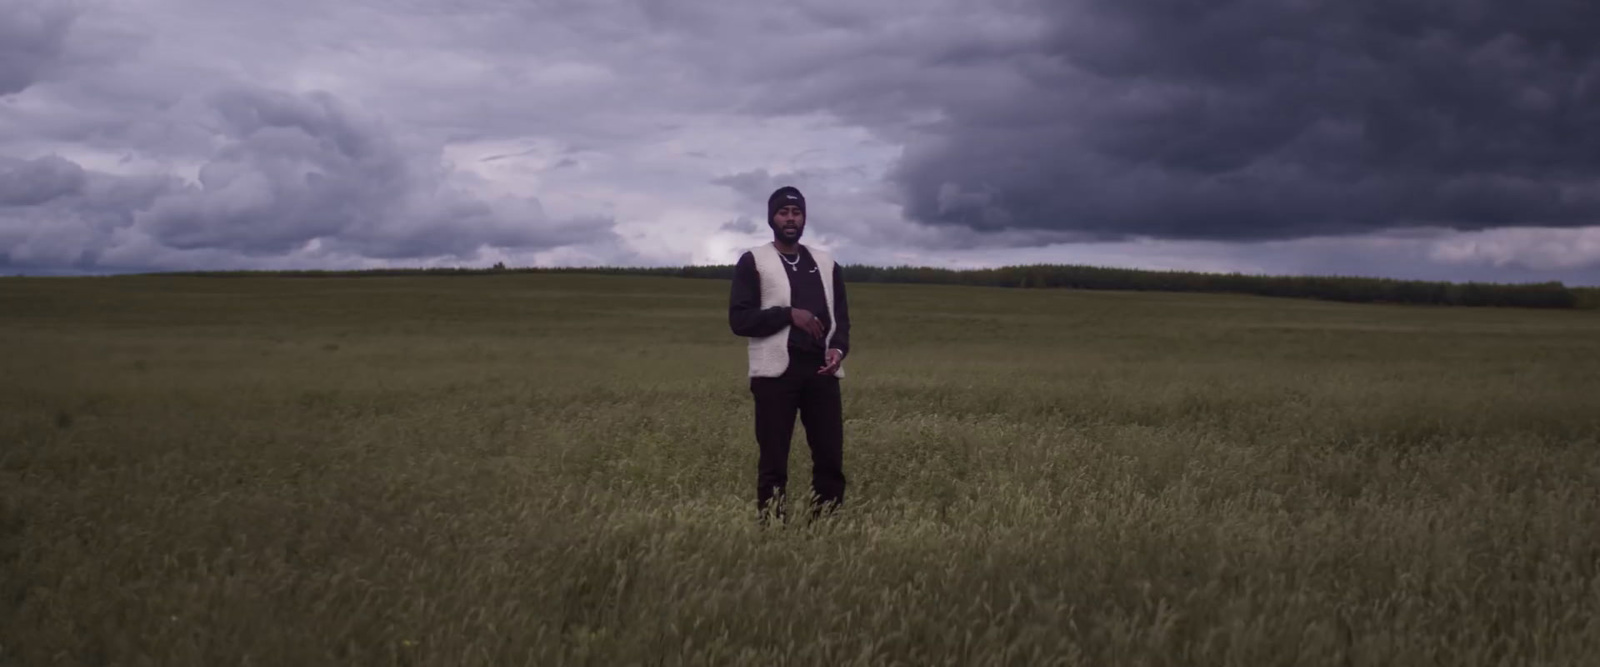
[{"xmin": 2, "ymin": 274, "xmax": 1598, "ymax": 665}]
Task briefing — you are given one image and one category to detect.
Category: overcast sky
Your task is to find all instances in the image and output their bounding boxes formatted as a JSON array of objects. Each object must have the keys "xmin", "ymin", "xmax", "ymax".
[{"xmin": 4, "ymin": 0, "xmax": 1600, "ymax": 284}]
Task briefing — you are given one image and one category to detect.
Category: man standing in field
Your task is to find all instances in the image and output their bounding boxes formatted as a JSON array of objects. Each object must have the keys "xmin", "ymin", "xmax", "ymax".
[{"xmin": 728, "ymin": 185, "xmax": 852, "ymax": 525}]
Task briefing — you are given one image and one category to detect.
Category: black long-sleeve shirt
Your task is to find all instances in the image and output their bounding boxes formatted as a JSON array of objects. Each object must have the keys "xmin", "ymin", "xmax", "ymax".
[{"xmin": 728, "ymin": 247, "xmax": 850, "ymax": 359}]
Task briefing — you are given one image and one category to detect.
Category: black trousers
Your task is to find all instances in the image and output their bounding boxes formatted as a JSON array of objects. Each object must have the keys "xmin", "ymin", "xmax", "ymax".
[{"xmin": 750, "ymin": 351, "xmax": 845, "ymax": 520}]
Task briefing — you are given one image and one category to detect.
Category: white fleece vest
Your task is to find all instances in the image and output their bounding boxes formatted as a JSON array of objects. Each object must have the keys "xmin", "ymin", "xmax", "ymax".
[{"xmin": 748, "ymin": 243, "xmax": 845, "ymax": 379}]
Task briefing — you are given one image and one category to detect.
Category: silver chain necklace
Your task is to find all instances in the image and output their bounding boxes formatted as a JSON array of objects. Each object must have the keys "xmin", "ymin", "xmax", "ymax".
[{"xmin": 780, "ymin": 251, "xmax": 801, "ymax": 271}]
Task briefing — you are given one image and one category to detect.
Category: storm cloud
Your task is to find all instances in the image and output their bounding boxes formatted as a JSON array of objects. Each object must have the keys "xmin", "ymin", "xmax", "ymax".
[
  {"xmin": 0, "ymin": 0, "xmax": 74, "ymax": 95},
  {"xmin": 0, "ymin": 86, "xmax": 616, "ymax": 270},
  {"xmin": 136, "ymin": 87, "xmax": 609, "ymax": 258},
  {"xmin": 2, "ymin": 0, "xmax": 1599, "ymax": 281},
  {"xmin": 0, "ymin": 155, "xmax": 85, "ymax": 206},
  {"xmin": 880, "ymin": 0, "xmax": 1600, "ymax": 240}
]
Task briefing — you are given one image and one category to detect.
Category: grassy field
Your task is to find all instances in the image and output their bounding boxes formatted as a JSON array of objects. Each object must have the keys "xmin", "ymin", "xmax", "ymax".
[{"xmin": 3, "ymin": 273, "xmax": 1599, "ymax": 666}]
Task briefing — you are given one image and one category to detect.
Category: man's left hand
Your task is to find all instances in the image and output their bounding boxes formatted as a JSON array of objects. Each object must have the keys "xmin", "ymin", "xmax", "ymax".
[{"xmin": 818, "ymin": 349, "xmax": 844, "ymax": 375}]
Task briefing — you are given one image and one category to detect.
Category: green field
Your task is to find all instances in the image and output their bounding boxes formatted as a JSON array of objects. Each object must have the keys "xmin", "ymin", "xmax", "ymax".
[{"xmin": 4, "ymin": 274, "xmax": 1599, "ymax": 666}]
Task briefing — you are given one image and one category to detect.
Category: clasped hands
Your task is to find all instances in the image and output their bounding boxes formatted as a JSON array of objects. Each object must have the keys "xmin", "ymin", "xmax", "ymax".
[{"xmin": 789, "ymin": 308, "xmax": 843, "ymax": 375}]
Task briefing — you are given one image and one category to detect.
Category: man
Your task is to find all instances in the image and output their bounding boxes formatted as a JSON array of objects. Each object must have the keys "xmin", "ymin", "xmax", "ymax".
[{"xmin": 728, "ymin": 185, "xmax": 851, "ymax": 525}]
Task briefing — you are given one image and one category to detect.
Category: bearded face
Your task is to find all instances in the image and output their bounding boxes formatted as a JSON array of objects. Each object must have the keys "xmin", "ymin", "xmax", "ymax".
[{"xmin": 771, "ymin": 204, "xmax": 804, "ymax": 243}]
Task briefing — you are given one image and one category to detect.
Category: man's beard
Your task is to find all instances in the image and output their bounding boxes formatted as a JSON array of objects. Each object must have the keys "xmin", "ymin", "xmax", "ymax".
[{"xmin": 773, "ymin": 224, "xmax": 803, "ymax": 243}]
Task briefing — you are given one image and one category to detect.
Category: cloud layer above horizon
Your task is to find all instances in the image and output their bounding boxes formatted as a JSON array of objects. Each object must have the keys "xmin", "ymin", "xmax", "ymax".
[{"xmin": 4, "ymin": 0, "xmax": 1600, "ymax": 283}]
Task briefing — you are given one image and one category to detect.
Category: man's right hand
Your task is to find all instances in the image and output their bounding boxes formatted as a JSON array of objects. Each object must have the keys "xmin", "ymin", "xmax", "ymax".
[{"xmin": 789, "ymin": 308, "xmax": 824, "ymax": 340}]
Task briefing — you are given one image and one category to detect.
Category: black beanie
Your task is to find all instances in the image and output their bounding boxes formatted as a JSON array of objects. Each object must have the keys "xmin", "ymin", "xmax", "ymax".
[{"xmin": 767, "ymin": 186, "xmax": 806, "ymax": 226}]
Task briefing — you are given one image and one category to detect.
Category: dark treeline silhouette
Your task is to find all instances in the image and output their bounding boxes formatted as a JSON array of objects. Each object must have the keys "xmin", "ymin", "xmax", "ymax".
[
  {"xmin": 1576, "ymin": 287, "xmax": 1600, "ymax": 310},
  {"xmin": 841, "ymin": 264, "xmax": 1579, "ymax": 309},
  {"xmin": 149, "ymin": 262, "xmax": 1594, "ymax": 309}
]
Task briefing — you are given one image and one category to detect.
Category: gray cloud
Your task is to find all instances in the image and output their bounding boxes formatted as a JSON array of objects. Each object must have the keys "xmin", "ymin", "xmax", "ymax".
[
  {"xmin": 0, "ymin": 155, "xmax": 85, "ymax": 205},
  {"xmin": 138, "ymin": 87, "xmax": 613, "ymax": 259},
  {"xmin": 872, "ymin": 0, "xmax": 1600, "ymax": 240},
  {"xmin": 5, "ymin": 0, "xmax": 1600, "ymax": 284},
  {"xmin": 0, "ymin": 0, "xmax": 75, "ymax": 95},
  {"xmin": 1, "ymin": 85, "xmax": 616, "ymax": 270},
  {"xmin": 711, "ymin": 169, "xmax": 789, "ymax": 205},
  {"xmin": 614, "ymin": 0, "xmax": 1600, "ymax": 242},
  {"xmin": 719, "ymin": 217, "xmax": 760, "ymax": 234},
  {"xmin": 0, "ymin": 167, "xmax": 175, "ymax": 269}
]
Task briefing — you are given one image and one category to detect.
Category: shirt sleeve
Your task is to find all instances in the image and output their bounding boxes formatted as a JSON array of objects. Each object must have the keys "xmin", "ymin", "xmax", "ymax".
[
  {"xmin": 830, "ymin": 262, "xmax": 850, "ymax": 357},
  {"xmin": 729, "ymin": 251, "xmax": 792, "ymax": 337}
]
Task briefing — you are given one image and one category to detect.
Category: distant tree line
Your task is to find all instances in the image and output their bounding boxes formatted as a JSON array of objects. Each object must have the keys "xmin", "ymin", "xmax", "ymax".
[
  {"xmin": 1576, "ymin": 287, "xmax": 1600, "ymax": 310},
  {"xmin": 154, "ymin": 263, "xmax": 1591, "ymax": 309},
  {"xmin": 839, "ymin": 264, "xmax": 1580, "ymax": 309}
]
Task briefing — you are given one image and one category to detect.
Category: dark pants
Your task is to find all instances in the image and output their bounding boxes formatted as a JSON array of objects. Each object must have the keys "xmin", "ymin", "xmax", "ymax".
[{"xmin": 750, "ymin": 351, "xmax": 845, "ymax": 522}]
